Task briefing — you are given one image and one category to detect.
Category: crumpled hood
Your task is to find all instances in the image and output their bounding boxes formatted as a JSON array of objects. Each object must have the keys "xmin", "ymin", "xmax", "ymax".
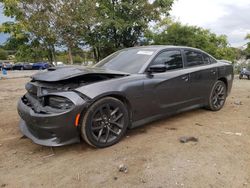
[{"xmin": 31, "ymin": 66, "xmax": 129, "ymax": 82}]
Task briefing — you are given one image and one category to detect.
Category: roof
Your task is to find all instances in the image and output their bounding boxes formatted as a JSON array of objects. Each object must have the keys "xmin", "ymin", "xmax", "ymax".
[{"xmin": 128, "ymin": 45, "xmax": 205, "ymax": 52}]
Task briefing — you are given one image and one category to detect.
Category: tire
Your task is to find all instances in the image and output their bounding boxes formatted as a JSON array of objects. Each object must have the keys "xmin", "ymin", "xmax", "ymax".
[
  {"xmin": 239, "ymin": 74, "xmax": 243, "ymax": 79},
  {"xmin": 248, "ymin": 75, "xmax": 250, "ymax": 80},
  {"xmin": 207, "ymin": 81, "xmax": 227, "ymax": 111},
  {"xmin": 81, "ymin": 97, "xmax": 129, "ymax": 148}
]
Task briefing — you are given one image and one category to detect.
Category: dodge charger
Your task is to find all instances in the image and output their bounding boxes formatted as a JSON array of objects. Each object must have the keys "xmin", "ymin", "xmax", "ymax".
[{"xmin": 17, "ymin": 46, "xmax": 234, "ymax": 148}]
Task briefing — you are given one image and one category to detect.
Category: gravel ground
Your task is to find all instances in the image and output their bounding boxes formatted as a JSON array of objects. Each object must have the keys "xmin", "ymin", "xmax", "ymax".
[{"xmin": 0, "ymin": 75, "xmax": 249, "ymax": 188}]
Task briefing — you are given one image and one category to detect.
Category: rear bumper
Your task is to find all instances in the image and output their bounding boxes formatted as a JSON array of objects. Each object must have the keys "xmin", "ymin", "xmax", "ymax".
[{"xmin": 17, "ymin": 92, "xmax": 87, "ymax": 146}]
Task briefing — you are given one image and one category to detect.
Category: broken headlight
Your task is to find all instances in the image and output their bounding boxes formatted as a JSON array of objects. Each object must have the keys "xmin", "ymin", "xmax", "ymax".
[{"xmin": 45, "ymin": 96, "xmax": 74, "ymax": 110}]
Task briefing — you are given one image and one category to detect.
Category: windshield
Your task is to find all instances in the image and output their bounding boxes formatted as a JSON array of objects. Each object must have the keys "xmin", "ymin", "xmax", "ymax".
[{"xmin": 94, "ymin": 48, "xmax": 156, "ymax": 73}]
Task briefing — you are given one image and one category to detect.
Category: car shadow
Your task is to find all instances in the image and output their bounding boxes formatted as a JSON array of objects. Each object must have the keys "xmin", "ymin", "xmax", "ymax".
[{"xmin": 126, "ymin": 108, "xmax": 207, "ymax": 137}]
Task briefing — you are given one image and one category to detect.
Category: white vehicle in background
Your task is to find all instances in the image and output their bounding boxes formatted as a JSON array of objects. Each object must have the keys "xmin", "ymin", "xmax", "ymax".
[
  {"xmin": 52, "ymin": 61, "xmax": 65, "ymax": 66},
  {"xmin": 82, "ymin": 61, "xmax": 94, "ymax": 66}
]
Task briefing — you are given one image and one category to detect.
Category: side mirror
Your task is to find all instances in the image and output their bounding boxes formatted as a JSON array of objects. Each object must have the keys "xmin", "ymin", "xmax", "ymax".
[{"xmin": 148, "ymin": 64, "xmax": 167, "ymax": 73}]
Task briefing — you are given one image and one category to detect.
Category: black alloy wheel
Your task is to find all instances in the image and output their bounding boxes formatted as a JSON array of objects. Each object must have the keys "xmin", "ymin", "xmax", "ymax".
[
  {"xmin": 81, "ymin": 97, "xmax": 129, "ymax": 148},
  {"xmin": 207, "ymin": 80, "xmax": 227, "ymax": 111}
]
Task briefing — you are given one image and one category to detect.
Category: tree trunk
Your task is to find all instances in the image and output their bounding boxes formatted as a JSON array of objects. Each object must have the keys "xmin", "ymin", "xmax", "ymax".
[
  {"xmin": 51, "ymin": 45, "xmax": 56, "ymax": 65},
  {"xmin": 93, "ymin": 47, "xmax": 101, "ymax": 62},
  {"xmin": 68, "ymin": 47, "xmax": 73, "ymax": 64},
  {"xmin": 47, "ymin": 48, "xmax": 53, "ymax": 63},
  {"xmin": 97, "ymin": 47, "xmax": 101, "ymax": 62},
  {"xmin": 112, "ymin": 0, "xmax": 118, "ymax": 49},
  {"xmin": 93, "ymin": 47, "xmax": 98, "ymax": 62}
]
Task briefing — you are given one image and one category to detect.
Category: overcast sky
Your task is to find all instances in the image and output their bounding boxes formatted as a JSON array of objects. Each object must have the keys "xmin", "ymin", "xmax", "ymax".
[
  {"xmin": 1, "ymin": 1, "xmax": 250, "ymax": 47},
  {"xmin": 170, "ymin": 0, "xmax": 250, "ymax": 47},
  {"xmin": 0, "ymin": 4, "xmax": 12, "ymax": 44}
]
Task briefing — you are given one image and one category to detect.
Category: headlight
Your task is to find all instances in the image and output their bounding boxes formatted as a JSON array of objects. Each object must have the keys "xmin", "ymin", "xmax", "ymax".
[{"xmin": 45, "ymin": 96, "xmax": 74, "ymax": 110}]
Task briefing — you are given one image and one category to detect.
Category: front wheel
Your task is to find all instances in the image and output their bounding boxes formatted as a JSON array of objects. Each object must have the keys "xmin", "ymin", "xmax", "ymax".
[
  {"xmin": 239, "ymin": 74, "xmax": 243, "ymax": 79},
  {"xmin": 207, "ymin": 81, "xmax": 227, "ymax": 111},
  {"xmin": 81, "ymin": 97, "xmax": 129, "ymax": 148}
]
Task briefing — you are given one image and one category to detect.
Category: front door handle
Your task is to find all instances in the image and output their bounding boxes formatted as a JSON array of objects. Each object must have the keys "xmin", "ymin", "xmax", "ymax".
[{"xmin": 181, "ymin": 75, "xmax": 189, "ymax": 82}]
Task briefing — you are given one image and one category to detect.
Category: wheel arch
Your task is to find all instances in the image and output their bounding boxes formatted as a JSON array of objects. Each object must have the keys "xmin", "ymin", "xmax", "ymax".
[
  {"xmin": 218, "ymin": 77, "xmax": 228, "ymax": 91},
  {"xmin": 102, "ymin": 94, "xmax": 133, "ymax": 128},
  {"xmin": 83, "ymin": 93, "xmax": 133, "ymax": 128}
]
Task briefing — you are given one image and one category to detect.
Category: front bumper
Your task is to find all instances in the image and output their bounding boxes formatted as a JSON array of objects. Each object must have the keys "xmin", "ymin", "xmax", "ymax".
[{"xmin": 17, "ymin": 92, "xmax": 87, "ymax": 146}]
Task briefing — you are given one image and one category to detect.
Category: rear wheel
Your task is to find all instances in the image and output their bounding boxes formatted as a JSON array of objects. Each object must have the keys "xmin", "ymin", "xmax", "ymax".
[
  {"xmin": 81, "ymin": 97, "xmax": 129, "ymax": 148},
  {"xmin": 239, "ymin": 74, "xmax": 243, "ymax": 79},
  {"xmin": 207, "ymin": 81, "xmax": 227, "ymax": 111}
]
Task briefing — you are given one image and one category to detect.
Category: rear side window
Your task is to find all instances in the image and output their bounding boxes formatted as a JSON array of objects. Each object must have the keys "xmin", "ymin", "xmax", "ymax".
[
  {"xmin": 210, "ymin": 57, "xmax": 217, "ymax": 64},
  {"xmin": 203, "ymin": 54, "xmax": 211, "ymax": 64},
  {"xmin": 152, "ymin": 50, "xmax": 183, "ymax": 70},
  {"xmin": 203, "ymin": 53, "xmax": 217, "ymax": 64},
  {"xmin": 184, "ymin": 50, "xmax": 204, "ymax": 67}
]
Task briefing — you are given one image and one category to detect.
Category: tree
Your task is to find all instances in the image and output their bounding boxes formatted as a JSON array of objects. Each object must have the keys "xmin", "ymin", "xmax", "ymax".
[
  {"xmin": 0, "ymin": 0, "xmax": 97, "ymax": 64},
  {"xmin": 0, "ymin": 1, "xmax": 56, "ymax": 63},
  {"xmin": 246, "ymin": 33, "xmax": 250, "ymax": 40},
  {"xmin": 150, "ymin": 22, "xmax": 237, "ymax": 61},
  {"xmin": 245, "ymin": 33, "xmax": 250, "ymax": 59},
  {"xmin": 0, "ymin": 21, "xmax": 55, "ymax": 62},
  {"xmin": 87, "ymin": 0, "xmax": 174, "ymax": 61},
  {"xmin": 52, "ymin": 0, "xmax": 97, "ymax": 64},
  {"xmin": 0, "ymin": 48, "xmax": 8, "ymax": 60},
  {"xmin": 0, "ymin": 0, "xmax": 174, "ymax": 62}
]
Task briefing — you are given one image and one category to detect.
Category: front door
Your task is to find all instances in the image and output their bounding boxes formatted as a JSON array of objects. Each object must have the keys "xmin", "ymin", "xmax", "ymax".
[{"xmin": 143, "ymin": 49, "xmax": 193, "ymax": 115}]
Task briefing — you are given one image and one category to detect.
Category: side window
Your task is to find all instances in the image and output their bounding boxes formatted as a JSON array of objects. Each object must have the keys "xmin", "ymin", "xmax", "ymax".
[
  {"xmin": 203, "ymin": 54, "xmax": 211, "ymax": 64},
  {"xmin": 203, "ymin": 53, "xmax": 217, "ymax": 64},
  {"xmin": 152, "ymin": 50, "xmax": 183, "ymax": 70},
  {"xmin": 184, "ymin": 50, "xmax": 204, "ymax": 67},
  {"xmin": 209, "ymin": 57, "xmax": 217, "ymax": 64}
]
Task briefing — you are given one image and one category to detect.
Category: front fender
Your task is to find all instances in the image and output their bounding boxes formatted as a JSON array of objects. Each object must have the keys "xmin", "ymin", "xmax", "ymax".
[
  {"xmin": 75, "ymin": 75, "xmax": 145, "ymax": 100},
  {"xmin": 74, "ymin": 75, "xmax": 147, "ymax": 124}
]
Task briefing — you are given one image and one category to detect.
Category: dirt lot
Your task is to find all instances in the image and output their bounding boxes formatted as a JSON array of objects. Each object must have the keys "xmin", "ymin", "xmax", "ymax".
[
  {"xmin": 0, "ymin": 74, "xmax": 250, "ymax": 188},
  {"xmin": 0, "ymin": 70, "xmax": 39, "ymax": 80}
]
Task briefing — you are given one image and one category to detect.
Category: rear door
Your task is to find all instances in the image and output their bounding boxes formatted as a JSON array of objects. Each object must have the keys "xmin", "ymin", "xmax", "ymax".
[{"xmin": 183, "ymin": 50, "xmax": 218, "ymax": 104}]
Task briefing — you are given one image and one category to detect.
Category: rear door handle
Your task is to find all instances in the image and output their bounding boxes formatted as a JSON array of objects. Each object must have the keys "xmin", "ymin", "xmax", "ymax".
[{"xmin": 181, "ymin": 75, "xmax": 189, "ymax": 82}]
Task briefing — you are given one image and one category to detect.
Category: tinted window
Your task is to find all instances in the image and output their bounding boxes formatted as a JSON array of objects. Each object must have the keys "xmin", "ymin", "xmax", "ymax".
[
  {"xmin": 185, "ymin": 50, "xmax": 204, "ymax": 67},
  {"xmin": 210, "ymin": 57, "xmax": 217, "ymax": 64},
  {"xmin": 203, "ymin": 54, "xmax": 210, "ymax": 64},
  {"xmin": 203, "ymin": 53, "xmax": 218, "ymax": 64},
  {"xmin": 94, "ymin": 48, "xmax": 156, "ymax": 74},
  {"xmin": 151, "ymin": 50, "xmax": 183, "ymax": 70}
]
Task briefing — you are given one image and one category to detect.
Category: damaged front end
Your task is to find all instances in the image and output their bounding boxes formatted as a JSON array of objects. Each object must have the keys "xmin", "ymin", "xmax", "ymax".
[
  {"xmin": 18, "ymin": 83, "xmax": 87, "ymax": 146},
  {"xmin": 17, "ymin": 66, "xmax": 128, "ymax": 146},
  {"xmin": 22, "ymin": 81, "xmax": 87, "ymax": 114}
]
